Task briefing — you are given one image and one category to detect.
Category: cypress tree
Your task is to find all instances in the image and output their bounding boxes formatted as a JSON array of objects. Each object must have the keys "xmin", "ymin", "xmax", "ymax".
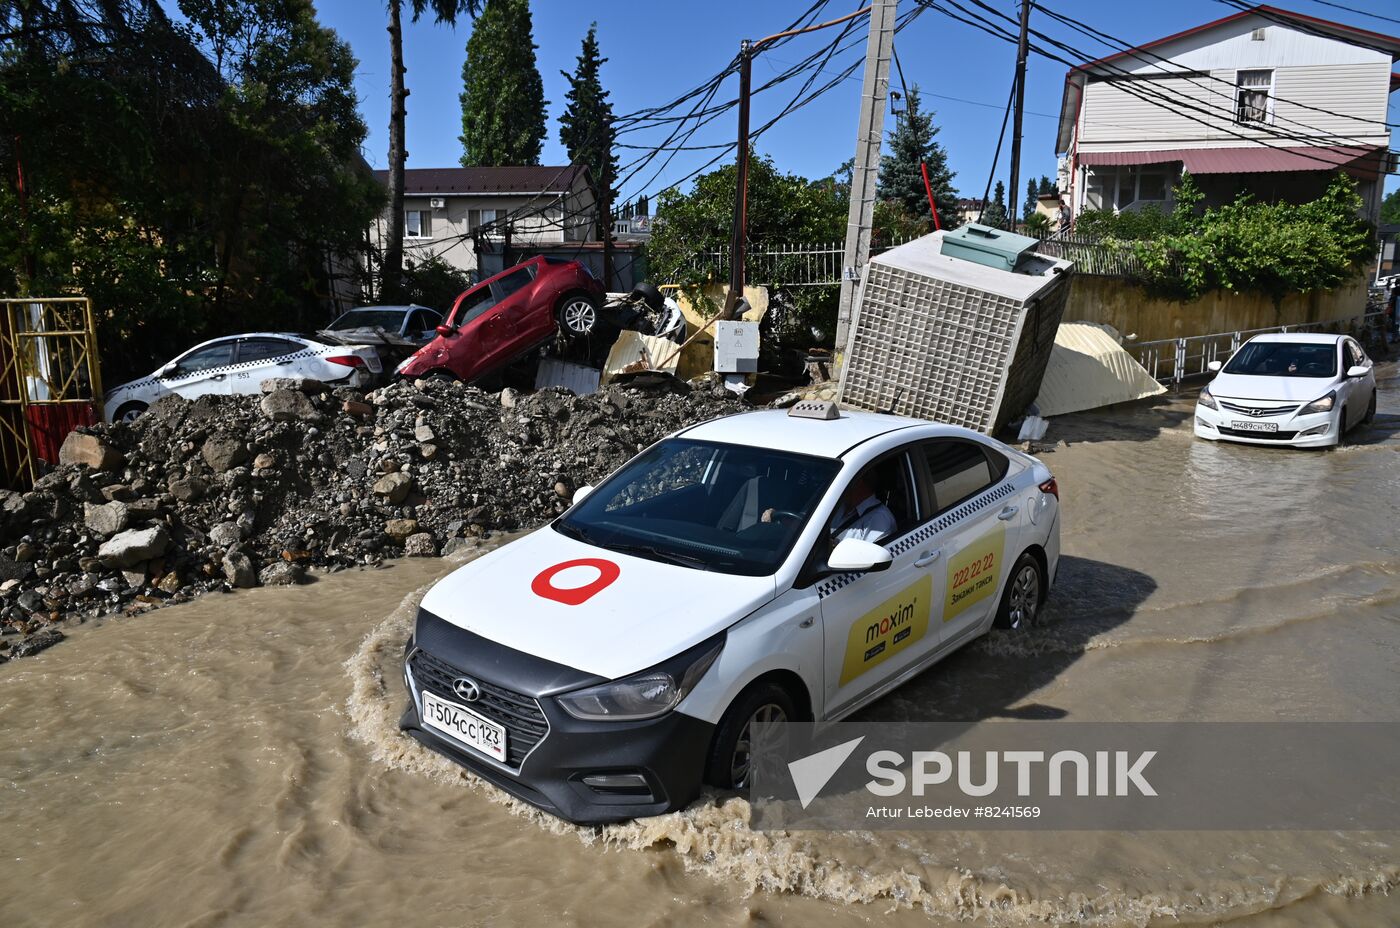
[
  {"xmin": 558, "ymin": 23, "xmax": 617, "ymax": 243},
  {"xmin": 459, "ymin": 0, "xmax": 546, "ymax": 166}
]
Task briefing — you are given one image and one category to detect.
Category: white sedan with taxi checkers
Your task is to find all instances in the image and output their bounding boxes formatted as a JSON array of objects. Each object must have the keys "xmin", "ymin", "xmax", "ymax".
[{"xmin": 400, "ymin": 401, "xmax": 1061, "ymax": 823}]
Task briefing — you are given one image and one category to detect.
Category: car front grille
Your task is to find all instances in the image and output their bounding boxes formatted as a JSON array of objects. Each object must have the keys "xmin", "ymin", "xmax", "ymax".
[
  {"xmin": 1218, "ymin": 400, "xmax": 1299, "ymax": 418},
  {"xmin": 1218, "ymin": 427, "xmax": 1299, "ymax": 441},
  {"xmin": 408, "ymin": 648, "xmax": 549, "ymax": 769}
]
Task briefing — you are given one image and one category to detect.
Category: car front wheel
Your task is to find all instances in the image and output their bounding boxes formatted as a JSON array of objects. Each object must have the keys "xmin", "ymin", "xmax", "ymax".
[
  {"xmin": 994, "ymin": 552, "xmax": 1043, "ymax": 630},
  {"xmin": 704, "ymin": 681, "xmax": 796, "ymax": 790},
  {"xmin": 556, "ymin": 294, "xmax": 599, "ymax": 339}
]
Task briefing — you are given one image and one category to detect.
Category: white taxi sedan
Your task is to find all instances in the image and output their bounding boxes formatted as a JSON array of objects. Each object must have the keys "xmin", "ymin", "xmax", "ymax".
[
  {"xmin": 103, "ymin": 333, "xmax": 381, "ymax": 422},
  {"xmin": 1194, "ymin": 333, "xmax": 1376, "ymax": 448},
  {"xmin": 399, "ymin": 402, "xmax": 1061, "ymax": 823}
]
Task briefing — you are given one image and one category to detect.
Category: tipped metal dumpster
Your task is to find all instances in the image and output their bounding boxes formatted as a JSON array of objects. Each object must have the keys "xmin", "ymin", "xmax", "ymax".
[{"xmin": 837, "ymin": 225, "xmax": 1074, "ymax": 435}]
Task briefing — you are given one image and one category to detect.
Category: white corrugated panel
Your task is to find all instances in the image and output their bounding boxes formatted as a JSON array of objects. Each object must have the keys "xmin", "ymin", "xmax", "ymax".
[{"xmin": 1034, "ymin": 323, "xmax": 1166, "ymax": 417}]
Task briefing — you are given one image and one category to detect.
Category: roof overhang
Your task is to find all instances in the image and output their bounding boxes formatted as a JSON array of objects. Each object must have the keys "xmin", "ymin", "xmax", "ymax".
[{"xmin": 1077, "ymin": 145, "xmax": 1388, "ymax": 177}]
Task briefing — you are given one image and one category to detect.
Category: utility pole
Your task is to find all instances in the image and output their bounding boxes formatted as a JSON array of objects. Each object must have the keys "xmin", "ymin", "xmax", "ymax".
[
  {"xmin": 722, "ymin": 40, "xmax": 753, "ymax": 320},
  {"xmin": 1006, "ymin": 0, "xmax": 1032, "ymax": 232},
  {"xmin": 833, "ymin": 0, "xmax": 896, "ymax": 371}
]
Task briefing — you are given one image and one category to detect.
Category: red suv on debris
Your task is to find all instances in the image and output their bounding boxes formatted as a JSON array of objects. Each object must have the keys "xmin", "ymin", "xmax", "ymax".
[{"xmin": 396, "ymin": 256, "xmax": 605, "ymax": 383}]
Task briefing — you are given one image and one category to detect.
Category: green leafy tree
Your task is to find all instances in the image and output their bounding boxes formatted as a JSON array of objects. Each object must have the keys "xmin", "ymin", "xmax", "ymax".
[
  {"xmin": 648, "ymin": 151, "xmax": 846, "ymax": 341},
  {"xmin": 1078, "ymin": 172, "xmax": 1370, "ymax": 302},
  {"xmin": 0, "ymin": 0, "xmax": 380, "ymax": 379},
  {"xmin": 1382, "ymin": 187, "xmax": 1400, "ymax": 225},
  {"xmin": 1024, "ymin": 178, "xmax": 1039, "ymax": 223},
  {"xmin": 558, "ymin": 24, "xmax": 616, "ymax": 267},
  {"xmin": 459, "ymin": 0, "xmax": 546, "ymax": 167},
  {"xmin": 981, "ymin": 181, "xmax": 1007, "ymax": 227},
  {"xmin": 382, "ymin": 0, "xmax": 479, "ymax": 300},
  {"xmin": 876, "ymin": 86, "xmax": 956, "ymax": 231}
]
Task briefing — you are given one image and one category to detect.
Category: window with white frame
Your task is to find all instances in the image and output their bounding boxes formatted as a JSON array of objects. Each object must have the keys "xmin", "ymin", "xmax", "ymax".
[
  {"xmin": 405, "ymin": 209, "xmax": 431, "ymax": 239},
  {"xmin": 467, "ymin": 208, "xmax": 500, "ymax": 231},
  {"xmin": 1235, "ymin": 69, "xmax": 1273, "ymax": 124},
  {"xmin": 1084, "ymin": 165, "xmax": 1173, "ymax": 212}
]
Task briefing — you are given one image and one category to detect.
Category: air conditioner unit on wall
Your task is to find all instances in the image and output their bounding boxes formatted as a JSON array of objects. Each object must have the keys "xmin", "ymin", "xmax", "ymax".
[{"xmin": 429, "ymin": 197, "xmax": 446, "ymax": 209}]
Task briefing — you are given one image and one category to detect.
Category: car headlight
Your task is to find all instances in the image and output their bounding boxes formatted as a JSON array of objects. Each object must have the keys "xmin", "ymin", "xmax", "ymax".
[
  {"xmin": 556, "ymin": 635, "xmax": 724, "ymax": 722},
  {"xmin": 1198, "ymin": 387, "xmax": 1218, "ymax": 410},
  {"xmin": 1299, "ymin": 391, "xmax": 1335, "ymax": 414}
]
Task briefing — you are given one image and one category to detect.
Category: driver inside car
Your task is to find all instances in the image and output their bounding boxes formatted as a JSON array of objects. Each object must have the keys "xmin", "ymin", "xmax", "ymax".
[{"xmin": 761, "ymin": 471, "xmax": 896, "ymax": 544}]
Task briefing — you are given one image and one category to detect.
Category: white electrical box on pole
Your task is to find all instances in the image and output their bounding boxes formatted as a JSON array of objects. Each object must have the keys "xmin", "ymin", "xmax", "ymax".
[{"xmin": 833, "ymin": 0, "xmax": 896, "ymax": 375}]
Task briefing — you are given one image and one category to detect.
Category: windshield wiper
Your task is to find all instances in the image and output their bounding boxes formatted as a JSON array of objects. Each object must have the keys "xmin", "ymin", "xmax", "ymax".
[
  {"xmin": 554, "ymin": 521, "xmax": 597, "ymax": 545},
  {"xmin": 606, "ymin": 542, "xmax": 711, "ymax": 571}
]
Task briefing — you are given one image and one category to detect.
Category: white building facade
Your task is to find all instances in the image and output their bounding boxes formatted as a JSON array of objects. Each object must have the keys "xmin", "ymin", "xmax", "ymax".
[
  {"xmin": 369, "ymin": 166, "xmax": 597, "ymax": 278},
  {"xmin": 1055, "ymin": 6, "xmax": 1398, "ymax": 227}
]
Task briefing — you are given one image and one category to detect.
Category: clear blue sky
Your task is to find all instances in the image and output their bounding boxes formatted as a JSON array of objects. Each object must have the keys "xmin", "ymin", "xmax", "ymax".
[{"xmin": 315, "ymin": 0, "xmax": 1400, "ymax": 203}]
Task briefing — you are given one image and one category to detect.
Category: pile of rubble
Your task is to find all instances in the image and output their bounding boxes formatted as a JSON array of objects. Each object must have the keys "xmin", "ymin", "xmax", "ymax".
[{"xmin": 0, "ymin": 376, "xmax": 744, "ymax": 661}]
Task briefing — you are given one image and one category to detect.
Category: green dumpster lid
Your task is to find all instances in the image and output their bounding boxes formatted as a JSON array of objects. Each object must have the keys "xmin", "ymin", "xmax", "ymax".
[{"xmin": 939, "ymin": 223, "xmax": 1040, "ymax": 272}]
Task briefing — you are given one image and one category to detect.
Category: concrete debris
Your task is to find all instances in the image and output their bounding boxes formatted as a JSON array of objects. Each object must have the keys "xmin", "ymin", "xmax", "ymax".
[{"xmin": 0, "ymin": 378, "xmax": 745, "ymax": 660}]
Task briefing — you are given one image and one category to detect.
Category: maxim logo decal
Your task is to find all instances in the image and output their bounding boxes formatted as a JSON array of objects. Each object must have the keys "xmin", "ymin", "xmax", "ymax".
[
  {"xmin": 840, "ymin": 576, "xmax": 932, "ymax": 685},
  {"xmin": 531, "ymin": 558, "xmax": 621, "ymax": 606}
]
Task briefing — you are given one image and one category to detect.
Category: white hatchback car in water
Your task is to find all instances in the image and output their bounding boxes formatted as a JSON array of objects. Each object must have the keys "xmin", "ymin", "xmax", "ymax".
[
  {"xmin": 1194, "ymin": 333, "xmax": 1377, "ymax": 448},
  {"xmin": 103, "ymin": 332, "xmax": 382, "ymax": 422},
  {"xmin": 399, "ymin": 403, "xmax": 1061, "ymax": 823}
]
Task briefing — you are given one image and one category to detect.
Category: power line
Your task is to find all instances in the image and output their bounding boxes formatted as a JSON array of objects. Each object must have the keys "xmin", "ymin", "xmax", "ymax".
[
  {"xmin": 921, "ymin": 0, "xmax": 1394, "ymax": 173},
  {"xmin": 1037, "ymin": 1, "xmax": 1398, "ymax": 131}
]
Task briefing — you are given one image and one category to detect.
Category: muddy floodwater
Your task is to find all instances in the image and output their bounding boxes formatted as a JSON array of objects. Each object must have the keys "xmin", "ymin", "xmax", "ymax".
[{"xmin": 3, "ymin": 369, "xmax": 1399, "ymax": 927}]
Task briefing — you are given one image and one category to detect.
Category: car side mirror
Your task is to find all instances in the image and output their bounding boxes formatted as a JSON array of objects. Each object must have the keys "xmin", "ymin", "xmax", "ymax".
[
  {"xmin": 1206, "ymin": 360, "xmax": 1223, "ymax": 373},
  {"xmin": 827, "ymin": 538, "xmax": 893, "ymax": 573},
  {"xmin": 572, "ymin": 485, "xmax": 594, "ymax": 506},
  {"xmin": 1346, "ymin": 364, "xmax": 1368, "ymax": 379},
  {"xmin": 158, "ymin": 362, "xmax": 180, "ymax": 378},
  {"xmin": 435, "ymin": 324, "xmax": 456, "ymax": 337}
]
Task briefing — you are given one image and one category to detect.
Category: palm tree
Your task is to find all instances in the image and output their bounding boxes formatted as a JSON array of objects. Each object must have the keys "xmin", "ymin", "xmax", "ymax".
[{"xmin": 383, "ymin": 0, "xmax": 480, "ymax": 300}]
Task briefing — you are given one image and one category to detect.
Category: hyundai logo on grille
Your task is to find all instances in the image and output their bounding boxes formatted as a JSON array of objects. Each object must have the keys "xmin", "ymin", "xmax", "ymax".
[
  {"xmin": 452, "ymin": 677, "xmax": 481, "ymax": 702},
  {"xmin": 1250, "ymin": 408, "xmax": 1266, "ymax": 417}
]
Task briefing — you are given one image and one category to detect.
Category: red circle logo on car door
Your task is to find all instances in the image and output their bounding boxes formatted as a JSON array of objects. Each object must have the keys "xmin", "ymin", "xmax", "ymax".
[{"xmin": 531, "ymin": 558, "xmax": 621, "ymax": 606}]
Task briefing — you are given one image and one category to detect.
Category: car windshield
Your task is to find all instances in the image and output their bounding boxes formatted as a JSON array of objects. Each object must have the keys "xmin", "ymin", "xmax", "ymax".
[
  {"xmin": 328, "ymin": 309, "xmax": 404, "ymax": 331},
  {"xmin": 553, "ymin": 438, "xmax": 841, "ymax": 577},
  {"xmin": 1223, "ymin": 341, "xmax": 1337, "ymax": 378}
]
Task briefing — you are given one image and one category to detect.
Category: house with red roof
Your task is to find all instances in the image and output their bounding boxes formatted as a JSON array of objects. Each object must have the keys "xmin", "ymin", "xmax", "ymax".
[
  {"xmin": 369, "ymin": 165, "xmax": 598, "ymax": 277},
  {"xmin": 1055, "ymin": 5, "xmax": 1398, "ymax": 227}
]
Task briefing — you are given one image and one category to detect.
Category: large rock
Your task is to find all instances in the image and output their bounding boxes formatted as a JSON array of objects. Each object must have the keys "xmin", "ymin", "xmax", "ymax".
[
  {"xmin": 221, "ymin": 551, "xmax": 257, "ymax": 588},
  {"xmin": 0, "ymin": 557, "xmax": 34, "ymax": 583},
  {"xmin": 258, "ymin": 561, "xmax": 306, "ymax": 586},
  {"xmin": 168, "ymin": 475, "xmax": 207, "ymax": 503},
  {"xmin": 58, "ymin": 431, "xmax": 124, "ymax": 471},
  {"xmin": 11, "ymin": 628, "xmax": 63, "ymax": 658},
  {"xmin": 208, "ymin": 521, "xmax": 243, "ymax": 547},
  {"xmin": 260, "ymin": 377, "xmax": 324, "ymax": 394},
  {"xmin": 83, "ymin": 500, "xmax": 130, "ymax": 537},
  {"xmin": 372, "ymin": 472, "xmax": 412, "ymax": 504},
  {"xmin": 202, "ymin": 436, "xmax": 248, "ymax": 473},
  {"xmin": 404, "ymin": 533, "xmax": 438, "ymax": 557},
  {"xmin": 384, "ymin": 518, "xmax": 420, "ymax": 542},
  {"xmin": 97, "ymin": 524, "xmax": 170, "ymax": 569},
  {"xmin": 259, "ymin": 388, "xmax": 321, "ymax": 423}
]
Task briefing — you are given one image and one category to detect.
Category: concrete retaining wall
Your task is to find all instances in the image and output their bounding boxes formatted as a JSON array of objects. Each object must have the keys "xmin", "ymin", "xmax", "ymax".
[{"xmin": 1063, "ymin": 274, "xmax": 1370, "ymax": 343}]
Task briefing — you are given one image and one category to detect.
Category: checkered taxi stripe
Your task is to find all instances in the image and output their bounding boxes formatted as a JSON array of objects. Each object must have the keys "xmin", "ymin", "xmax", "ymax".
[
  {"xmin": 110, "ymin": 345, "xmax": 333, "ymax": 395},
  {"xmin": 814, "ymin": 480, "xmax": 1017, "ymax": 599}
]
